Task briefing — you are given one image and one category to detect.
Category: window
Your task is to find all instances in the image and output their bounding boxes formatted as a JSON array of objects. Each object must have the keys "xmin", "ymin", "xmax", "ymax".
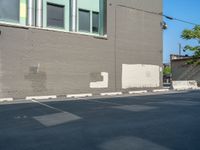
[
  {"xmin": 92, "ymin": 12, "xmax": 99, "ymax": 33},
  {"xmin": 0, "ymin": 0, "xmax": 19, "ymax": 22},
  {"xmin": 77, "ymin": 0, "xmax": 106, "ymax": 35},
  {"xmin": 47, "ymin": 3, "xmax": 64, "ymax": 28},
  {"xmin": 79, "ymin": 9, "xmax": 90, "ymax": 32}
]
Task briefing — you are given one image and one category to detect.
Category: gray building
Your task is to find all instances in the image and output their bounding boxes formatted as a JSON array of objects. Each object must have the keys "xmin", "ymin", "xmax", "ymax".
[{"xmin": 0, "ymin": 0, "xmax": 163, "ymax": 99}]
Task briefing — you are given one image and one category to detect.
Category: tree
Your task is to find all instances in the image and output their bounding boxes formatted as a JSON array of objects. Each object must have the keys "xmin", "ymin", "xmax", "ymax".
[
  {"xmin": 181, "ymin": 25, "xmax": 200, "ymax": 64},
  {"xmin": 163, "ymin": 66, "xmax": 171, "ymax": 76}
]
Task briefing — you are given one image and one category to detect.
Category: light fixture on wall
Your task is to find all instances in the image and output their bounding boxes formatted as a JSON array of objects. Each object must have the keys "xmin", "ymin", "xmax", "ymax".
[{"xmin": 161, "ymin": 21, "xmax": 168, "ymax": 30}]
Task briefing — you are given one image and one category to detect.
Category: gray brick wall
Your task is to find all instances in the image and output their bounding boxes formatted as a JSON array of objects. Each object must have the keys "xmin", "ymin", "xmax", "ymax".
[{"xmin": 0, "ymin": 0, "xmax": 163, "ymax": 98}]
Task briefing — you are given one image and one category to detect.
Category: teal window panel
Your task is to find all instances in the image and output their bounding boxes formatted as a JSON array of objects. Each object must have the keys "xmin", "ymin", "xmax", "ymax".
[
  {"xmin": 79, "ymin": 9, "xmax": 90, "ymax": 32},
  {"xmin": 77, "ymin": 0, "xmax": 99, "ymax": 12},
  {"xmin": 77, "ymin": 0, "xmax": 106, "ymax": 35},
  {"xmin": 92, "ymin": 11, "xmax": 99, "ymax": 33},
  {"xmin": 0, "ymin": 0, "xmax": 19, "ymax": 22},
  {"xmin": 43, "ymin": 0, "xmax": 70, "ymax": 31},
  {"xmin": 0, "ymin": 0, "xmax": 27, "ymax": 25},
  {"xmin": 47, "ymin": 3, "xmax": 65, "ymax": 28},
  {"xmin": 77, "ymin": 0, "xmax": 99, "ymax": 33}
]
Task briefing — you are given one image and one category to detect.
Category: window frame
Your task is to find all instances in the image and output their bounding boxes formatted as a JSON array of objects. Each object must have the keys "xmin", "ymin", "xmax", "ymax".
[
  {"xmin": 0, "ymin": 0, "xmax": 107, "ymax": 37},
  {"xmin": 0, "ymin": 0, "xmax": 27, "ymax": 25},
  {"xmin": 92, "ymin": 11, "xmax": 100, "ymax": 34},
  {"xmin": 77, "ymin": 0, "xmax": 99, "ymax": 35},
  {"xmin": 43, "ymin": 0, "xmax": 70, "ymax": 31},
  {"xmin": 76, "ymin": 0, "xmax": 106, "ymax": 36},
  {"xmin": 78, "ymin": 9, "xmax": 91, "ymax": 33},
  {"xmin": 46, "ymin": 2, "xmax": 65, "ymax": 29}
]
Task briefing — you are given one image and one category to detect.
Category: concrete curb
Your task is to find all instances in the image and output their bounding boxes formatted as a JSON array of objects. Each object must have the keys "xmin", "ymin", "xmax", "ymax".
[
  {"xmin": 1, "ymin": 88, "xmax": 199, "ymax": 103},
  {"xmin": 67, "ymin": 93, "xmax": 93, "ymax": 98},
  {"xmin": 100, "ymin": 92, "xmax": 122, "ymax": 96},
  {"xmin": 0, "ymin": 98, "xmax": 14, "ymax": 102},
  {"xmin": 129, "ymin": 90, "xmax": 148, "ymax": 94},
  {"xmin": 152, "ymin": 89, "xmax": 170, "ymax": 92},
  {"xmin": 26, "ymin": 95, "xmax": 57, "ymax": 100}
]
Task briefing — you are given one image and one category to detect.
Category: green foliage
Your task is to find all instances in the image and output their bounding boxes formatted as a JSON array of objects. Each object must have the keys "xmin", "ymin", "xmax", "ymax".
[
  {"xmin": 163, "ymin": 66, "xmax": 171, "ymax": 75},
  {"xmin": 181, "ymin": 25, "xmax": 200, "ymax": 65}
]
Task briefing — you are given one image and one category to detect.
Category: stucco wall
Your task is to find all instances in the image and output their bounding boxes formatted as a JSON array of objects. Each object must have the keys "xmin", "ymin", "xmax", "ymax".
[
  {"xmin": 171, "ymin": 59, "xmax": 200, "ymax": 85},
  {"xmin": 0, "ymin": 0, "xmax": 163, "ymax": 98}
]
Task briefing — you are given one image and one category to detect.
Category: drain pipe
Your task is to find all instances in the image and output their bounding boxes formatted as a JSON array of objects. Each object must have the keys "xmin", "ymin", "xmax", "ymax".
[
  {"xmin": 27, "ymin": 0, "xmax": 35, "ymax": 26},
  {"xmin": 36, "ymin": 0, "xmax": 43, "ymax": 27},
  {"xmin": 71, "ymin": 0, "xmax": 77, "ymax": 32}
]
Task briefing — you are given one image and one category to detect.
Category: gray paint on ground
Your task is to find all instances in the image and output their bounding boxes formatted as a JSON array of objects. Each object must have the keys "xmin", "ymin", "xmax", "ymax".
[
  {"xmin": 148, "ymin": 100, "xmax": 200, "ymax": 106},
  {"xmin": 33, "ymin": 112, "xmax": 82, "ymax": 127},
  {"xmin": 100, "ymin": 136, "xmax": 171, "ymax": 150},
  {"xmin": 113, "ymin": 105, "xmax": 158, "ymax": 112}
]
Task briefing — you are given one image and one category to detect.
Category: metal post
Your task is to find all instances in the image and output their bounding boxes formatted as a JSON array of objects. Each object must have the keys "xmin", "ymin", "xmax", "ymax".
[
  {"xmin": 27, "ymin": 0, "xmax": 35, "ymax": 26},
  {"xmin": 36, "ymin": 0, "xmax": 43, "ymax": 27},
  {"xmin": 71, "ymin": 0, "xmax": 77, "ymax": 32},
  {"xmin": 179, "ymin": 43, "xmax": 182, "ymax": 56}
]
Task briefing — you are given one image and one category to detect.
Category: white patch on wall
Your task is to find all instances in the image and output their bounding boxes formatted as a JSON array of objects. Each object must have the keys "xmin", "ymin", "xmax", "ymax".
[
  {"xmin": 172, "ymin": 80, "xmax": 198, "ymax": 90},
  {"xmin": 122, "ymin": 64, "xmax": 160, "ymax": 89},
  {"xmin": 160, "ymin": 67, "xmax": 163, "ymax": 72},
  {"xmin": 90, "ymin": 72, "xmax": 109, "ymax": 88}
]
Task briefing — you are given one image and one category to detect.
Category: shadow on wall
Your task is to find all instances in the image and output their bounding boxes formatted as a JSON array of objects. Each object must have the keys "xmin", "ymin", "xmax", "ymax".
[
  {"xmin": 24, "ymin": 66, "xmax": 47, "ymax": 93},
  {"xmin": 172, "ymin": 62, "xmax": 200, "ymax": 86}
]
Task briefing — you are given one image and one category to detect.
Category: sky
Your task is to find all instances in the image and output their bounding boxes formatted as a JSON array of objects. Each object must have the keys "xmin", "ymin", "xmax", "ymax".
[{"xmin": 163, "ymin": 0, "xmax": 200, "ymax": 63}]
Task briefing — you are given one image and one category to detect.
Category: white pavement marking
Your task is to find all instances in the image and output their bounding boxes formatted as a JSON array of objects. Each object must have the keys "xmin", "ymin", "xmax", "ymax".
[
  {"xmin": 86, "ymin": 99, "xmax": 122, "ymax": 106},
  {"xmin": 152, "ymin": 89, "xmax": 170, "ymax": 92},
  {"xmin": 129, "ymin": 90, "xmax": 148, "ymax": 94},
  {"xmin": 67, "ymin": 93, "xmax": 92, "ymax": 98},
  {"xmin": 101, "ymin": 92, "xmax": 122, "ymax": 96},
  {"xmin": 31, "ymin": 100, "xmax": 66, "ymax": 113},
  {"xmin": 0, "ymin": 98, "xmax": 14, "ymax": 102},
  {"xmin": 26, "ymin": 95, "xmax": 57, "ymax": 100}
]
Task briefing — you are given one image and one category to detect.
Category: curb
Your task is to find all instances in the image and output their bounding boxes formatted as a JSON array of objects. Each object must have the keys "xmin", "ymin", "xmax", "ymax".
[
  {"xmin": 26, "ymin": 95, "xmax": 57, "ymax": 100},
  {"xmin": 2, "ymin": 88, "xmax": 198, "ymax": 103},
  {"xmin": 0, "ymin": 98, "xmax": 14, "ymax": 102},
  {"xmin": 152, "ymin": 89, "xmax": 170, "ymax": 92},
  {"xmin": 67, "ymin": 93, "xmax": 92, "ymax": 98},
  {"xmin": 100, "ymin": 92, "xmax": 122, "ymax": 96},
  {"xmin": 129, "ymin": 90, "xmax": 148, "ymax": 94}
]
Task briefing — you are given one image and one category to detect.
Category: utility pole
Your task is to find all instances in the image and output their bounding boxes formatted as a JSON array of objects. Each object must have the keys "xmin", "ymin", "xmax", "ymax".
[{"xmin": 179, "ymin": 43, "xmax": 182, "ymax": 56}]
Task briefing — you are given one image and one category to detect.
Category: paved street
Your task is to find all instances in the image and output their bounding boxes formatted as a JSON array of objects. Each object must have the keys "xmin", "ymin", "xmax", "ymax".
[{"xmin": 0, "ymin": 91, "xmax": 200, "ymax": 150}]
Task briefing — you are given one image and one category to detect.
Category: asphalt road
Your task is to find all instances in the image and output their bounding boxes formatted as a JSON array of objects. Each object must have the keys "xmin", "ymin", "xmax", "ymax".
[{"xmin": 0, "ymin": 91, "xmax": 200, "ymax": 150}]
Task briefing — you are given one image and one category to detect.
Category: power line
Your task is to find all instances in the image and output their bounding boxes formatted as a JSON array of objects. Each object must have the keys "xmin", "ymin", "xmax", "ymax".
[
  {"xmin": 117, "ymin": 5, "xmax": 200, "ymax": 26},
  {"xmin": 163, "ymin": 15, "xmax": 199, "ymax": 26}
]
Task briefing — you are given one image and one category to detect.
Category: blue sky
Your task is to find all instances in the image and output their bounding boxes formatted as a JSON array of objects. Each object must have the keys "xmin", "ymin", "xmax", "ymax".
[{"xmin": 163, "ymin": 0, "xmax": 200, "ymax": 63}]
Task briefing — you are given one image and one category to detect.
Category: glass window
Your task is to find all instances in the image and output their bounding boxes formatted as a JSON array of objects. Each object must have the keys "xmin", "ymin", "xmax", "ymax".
[
  {"xmin": 92, "ymin": 12, "xmax": 99, "ymax": 33},
  {"xmin": 47, "ymin": 3, "xmax": 64, "ymax": 28},
  {"xmin": 77, "ymin": 0, "xmax": 107, "ymax": 35},
  {"xmin": 79, "ymin": 9, "xmax": 90, "ymax": 32},
  {"xmin": 102, "ymin": 0, "xmax": 107, "ymax": 35},
  {"xmin": 0, "ymin": 0, "xmax": 19, "ymax": 22}
]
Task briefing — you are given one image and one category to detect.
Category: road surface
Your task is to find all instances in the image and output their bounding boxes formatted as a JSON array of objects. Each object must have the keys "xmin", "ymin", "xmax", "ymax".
[{"xmin": 0, "ymin": 91, "xmax": 200, "ymax": 150}]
